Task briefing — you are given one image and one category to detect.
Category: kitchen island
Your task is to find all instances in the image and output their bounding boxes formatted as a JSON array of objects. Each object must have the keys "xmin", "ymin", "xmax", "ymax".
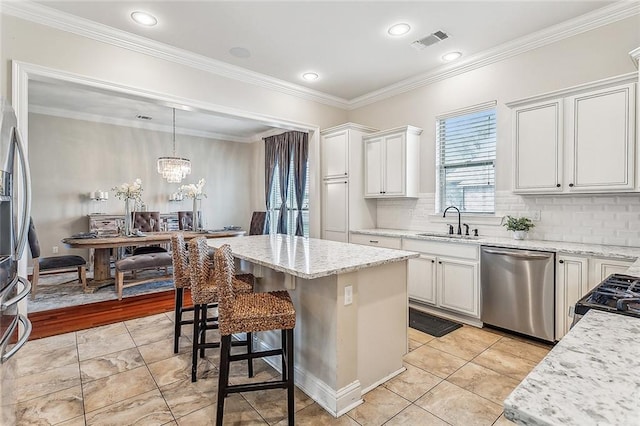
[
  {"xmin": 504, "ymin": 309, "xmax": 640, "ymax": 425},
  {"xmin": 206, "ymin": 234, "xmax": 419, "ymax": 417}
]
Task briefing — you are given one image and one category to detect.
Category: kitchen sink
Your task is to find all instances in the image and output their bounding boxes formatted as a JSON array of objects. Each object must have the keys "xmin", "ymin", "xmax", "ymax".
[{"xmin": 416, "ymin": 232, "xmax": 479, "ymax": 240}]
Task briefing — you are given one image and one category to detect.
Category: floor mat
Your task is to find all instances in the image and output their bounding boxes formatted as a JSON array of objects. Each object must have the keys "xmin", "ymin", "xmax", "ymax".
[{"xmin": 409, "ymin": 308, "xmax": 462, "ymax": 337}]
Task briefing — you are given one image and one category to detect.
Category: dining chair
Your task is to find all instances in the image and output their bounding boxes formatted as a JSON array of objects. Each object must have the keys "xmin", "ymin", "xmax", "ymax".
[
  {"xmin": 28, "ymin": 218, "xmax": 87, "ymax": 298},
  {"xmin": 132, "ymin": 211, "xmax": 168, "ymax": 255},
  {"xmin": 178, "ymin": 211, "xmax": 200, "ymax": 231},
  {"xmin": 249, "ymin": 211, "xmax": 267, "ymax": 235}
]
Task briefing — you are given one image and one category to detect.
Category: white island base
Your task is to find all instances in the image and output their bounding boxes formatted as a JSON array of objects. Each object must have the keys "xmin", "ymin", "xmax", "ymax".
[
  {"xmin": 253, "ymin": 260, "xmax": 408, "ymax": 416},
  {"xmin": 206, "ymin": 235, "xmax": 415, "ymax": 417}
]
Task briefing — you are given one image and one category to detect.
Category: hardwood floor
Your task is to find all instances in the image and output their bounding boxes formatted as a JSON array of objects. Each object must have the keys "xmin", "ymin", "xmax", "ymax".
[{"xmin": 28, "ymin": 289, "xmax": 192, "ymax": 340}]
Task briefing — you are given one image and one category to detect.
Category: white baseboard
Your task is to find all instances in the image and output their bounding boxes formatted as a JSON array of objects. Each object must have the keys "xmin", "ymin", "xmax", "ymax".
[{"xmin": 253, "ymin": 336, "xmax": 363, "ymax": 417}]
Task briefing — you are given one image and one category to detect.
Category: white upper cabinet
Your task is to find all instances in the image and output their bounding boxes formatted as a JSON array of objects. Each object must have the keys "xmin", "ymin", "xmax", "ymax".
[
  {"xmin": 565, "ymin": 85, "xmax": 635, "ymax": 192},
  {"xmin": 513, "ymin": 100, "xmax": 563, "ymax": 192},
  {"xmin": 322, "ymin": 130, "xmax": 349, "ymax": 179},
  {"xmin": 363, "ymin": 126, "xmax": 421, "ymax": 198},
  {"xmin": 509, "ymin": 75, "xmax": 636, "ymax": 194}
]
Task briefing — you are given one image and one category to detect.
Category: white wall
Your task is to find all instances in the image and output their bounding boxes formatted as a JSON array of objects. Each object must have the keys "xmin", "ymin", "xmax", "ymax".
[
  {"xmin": 349, "ymin": 16, "xmax": 640, "ymax": 246},
  {"xmin": 29, "ymin": 113, "xmax": 254, "ymax": 259},
  {"xmin": 1, "ymin": 14, "xmax": 349, "ymax": 241}
]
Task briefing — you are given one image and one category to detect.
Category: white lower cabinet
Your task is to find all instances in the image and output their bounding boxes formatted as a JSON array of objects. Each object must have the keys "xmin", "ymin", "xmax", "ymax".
[
  {"xmin": 555, "ymin": 254, "xmax": 636, "ymax": 340},
  {"xmin": 407, "ymin": 254, "xmax": 436, "ymax": 305},
  {"xmin": 437, "ymin": 257, "xmax": 479, "ymax": 317},
  {"xmin": 403, "ymin": 239, "xmax": 480, "ymax": 319},
  {"xmin": 555, "ymin": 254, "xmax": 589, "ymax": 340},
  {"xmin": 588, "ymin": 257, "xmax": 634, "ymax": 291}
]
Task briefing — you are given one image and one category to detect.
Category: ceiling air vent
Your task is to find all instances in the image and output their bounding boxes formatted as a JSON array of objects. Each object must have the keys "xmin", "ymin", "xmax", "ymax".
[{"xmin": 411, "ymin": 30, "xmax": 449, "ymax": 51}]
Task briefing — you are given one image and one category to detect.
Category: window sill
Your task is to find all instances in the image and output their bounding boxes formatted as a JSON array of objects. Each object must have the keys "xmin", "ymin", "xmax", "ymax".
[{"xmin": 428, "ymin": 213, "xmax": 503, "ymax": 226}]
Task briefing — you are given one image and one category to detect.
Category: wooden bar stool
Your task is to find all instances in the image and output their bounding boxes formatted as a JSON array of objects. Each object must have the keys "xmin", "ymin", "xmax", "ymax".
[
  {"xmin": 214, "ymin": 244, "xmax": 296, "ymax": 426},
  {"xmin": 188, "ymin": 237, "xmax": 254, "ymax": 382}
]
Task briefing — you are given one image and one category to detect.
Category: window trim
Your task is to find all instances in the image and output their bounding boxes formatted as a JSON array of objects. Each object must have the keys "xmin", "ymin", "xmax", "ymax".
[{"xmin": 436, "ymin": 100, "xmax": 497, "ymax": 214}]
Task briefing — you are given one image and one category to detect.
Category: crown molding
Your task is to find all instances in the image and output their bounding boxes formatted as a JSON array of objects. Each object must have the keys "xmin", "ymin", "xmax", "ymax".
[
  {"xmin": 3, "ymin": 1, "xmax": 638, "ymax": 112},
  {"xmin": 347, "ymin": 1, "xmax": 640, "ymax": 109},
  {"xmin": 1, "ymin": 1, "xmax": 350, "ymax": 109},
  {"xmin": 29, "ymin": 104, "xmax": 256, "ymax": 143},
  {"xmin": 631, "ymin": 46, "xmax": 640, "ymax": 67}
]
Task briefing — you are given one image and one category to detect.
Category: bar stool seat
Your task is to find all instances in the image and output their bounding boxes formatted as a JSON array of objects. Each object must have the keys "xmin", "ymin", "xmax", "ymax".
[{"xmin": 214, "ymin": 244, "xmax": 296, "ymax": 426}]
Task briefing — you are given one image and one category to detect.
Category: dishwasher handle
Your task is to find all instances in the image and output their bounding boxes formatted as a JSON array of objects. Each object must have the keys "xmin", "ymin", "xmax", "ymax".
[{"xmin": 482, "ymin": 248, "xmax": 551, "ymax": 260}]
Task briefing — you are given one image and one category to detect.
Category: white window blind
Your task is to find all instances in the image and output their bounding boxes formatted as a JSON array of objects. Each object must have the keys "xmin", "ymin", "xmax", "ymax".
[
  {"xmin": 268, "ymin": 159, "xmax": 310, "ymax": 236},
  {"xmin": 436, "ymin": 104, "xmax": 496, "ymax": 213}
]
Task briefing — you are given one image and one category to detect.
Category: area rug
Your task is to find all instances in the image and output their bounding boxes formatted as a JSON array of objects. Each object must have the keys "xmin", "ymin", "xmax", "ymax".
[
  {"xmin": 28, "ymin": 270, "xmax": 174, "ymax": 313},
  {"xmin": 409, "ymin": 308, "xmax": 462, "ymax": 337}
]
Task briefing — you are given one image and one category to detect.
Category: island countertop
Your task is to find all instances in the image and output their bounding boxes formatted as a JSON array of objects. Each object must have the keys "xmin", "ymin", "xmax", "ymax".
[
  {"xmin": 206, "ymin": 234, "xmax": 418, "ymax": 280},
  {"xmin": 504, "ymin": 310, "xmax": 640, "ymax": 425}
]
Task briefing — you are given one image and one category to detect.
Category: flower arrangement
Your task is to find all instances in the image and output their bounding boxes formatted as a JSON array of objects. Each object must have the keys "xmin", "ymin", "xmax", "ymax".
[
  {"xmin": 179, "ymin": 178, "xmax": 207, "ymax": 199},
  {"xmin": 502, "ymin": 215, "xmax": 535, "ymax": 232},
  {"xmin": 112, "ymin": 178, "xmax": 143, "ymax": 202}
]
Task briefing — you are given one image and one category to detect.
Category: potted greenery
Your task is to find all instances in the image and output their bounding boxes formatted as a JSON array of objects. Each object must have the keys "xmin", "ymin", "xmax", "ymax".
[{"xmin": 502, "ymin": 215, "xmax": 535, "ymax": 240}]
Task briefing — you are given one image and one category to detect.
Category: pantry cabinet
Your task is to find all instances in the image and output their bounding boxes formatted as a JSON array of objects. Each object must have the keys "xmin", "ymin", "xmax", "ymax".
[
  {"xmin": 321, "ymin": 123, "xmax": 378, "ymax": 243},
  {"xmin": 402, "ymin": 239, "xmax": 480, "ymax": 318},
  {"xmin": 363, "ymin": 126, "xmax": 421, "ymax": 198},
  {"xmin": 509, "ymin": 77, "xmax": 636, "ymax": 194}
]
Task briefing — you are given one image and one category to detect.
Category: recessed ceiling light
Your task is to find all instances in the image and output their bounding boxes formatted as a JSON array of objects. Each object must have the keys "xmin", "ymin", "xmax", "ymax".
[
  {"xmin": 131, "ymin": 11, "xmax": 157, "ymax": 27},
  {"xmin": 302, "ymin": 72, "xmax": 319, "ymax": 81},
  {"xmin": 442, "ymin": 51, "xmax": 462, "ymax": 62},
  {"xmin": 388, "ymin": 23, "xmax": 411, "ymax": 36},
  {"xmin": 229, "ymin": 47, "xmax": 251, "ymax": 58}
]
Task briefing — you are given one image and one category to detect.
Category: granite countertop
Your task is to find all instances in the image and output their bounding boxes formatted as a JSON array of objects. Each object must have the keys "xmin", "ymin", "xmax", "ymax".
[
  {"xmin": 352, "ymin": 228, "xmax": 640, "ymax": 261},
  {"xmin": 503, "ymin": 310, "xmax": 640, "ymax": 426},
  {"xmin": 206, "ymin": 234, "xmax": 418, "ymax": 280}
]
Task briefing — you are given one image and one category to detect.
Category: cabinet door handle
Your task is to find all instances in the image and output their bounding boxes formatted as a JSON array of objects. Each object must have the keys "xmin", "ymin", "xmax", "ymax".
[
  {"xmin": 369, "ymin": 240, "xmax": 379, "ymax": 244},
  {"xmin": 559, "ymin": 259, "xmax": 564, "ymax": 264},
  {"xmin": 438, "ymin": 261, "xmax": 442, "ymax": 264},
  {"xmin": 569, "ymin": 183, "xmax": 574, "ymax": 187},
  {"xmin": 431, "ymin": 260, "xmax": 435, "ymax": 263},
  {"xmin": 556, "ymin": 184, "xmax": 561, "ymax": 188}
]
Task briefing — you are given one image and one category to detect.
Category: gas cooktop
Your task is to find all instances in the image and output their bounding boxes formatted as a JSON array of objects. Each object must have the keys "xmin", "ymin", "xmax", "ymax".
[{"xmin": 575, "ymin": 274, "xmax": 640, "ymax": 317}]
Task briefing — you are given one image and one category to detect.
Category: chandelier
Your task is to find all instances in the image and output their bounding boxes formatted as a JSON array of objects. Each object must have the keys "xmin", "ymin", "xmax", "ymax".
[{"xmin": 157, "ymin": 108, "xmax": 191, "ymax": 183}]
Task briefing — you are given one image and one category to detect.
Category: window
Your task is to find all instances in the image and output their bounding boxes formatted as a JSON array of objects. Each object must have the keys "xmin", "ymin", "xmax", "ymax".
[
  {"xmin": 436, "ymin": 103, "xmax": 496, "ymax": 213},
  {"xmin": 268, "ymin": 158, "xmax": 310, "ymax": 236}
]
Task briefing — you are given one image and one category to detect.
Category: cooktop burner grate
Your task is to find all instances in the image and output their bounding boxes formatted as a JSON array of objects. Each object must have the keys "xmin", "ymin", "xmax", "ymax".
[{"xmin": 575, "ymin": 273, "xmax": 640, "ymax": 318}]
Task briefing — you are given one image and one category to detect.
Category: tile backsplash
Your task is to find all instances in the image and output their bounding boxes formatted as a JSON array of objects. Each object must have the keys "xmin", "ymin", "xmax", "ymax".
[{"xmin": 376, "ymin": 191, "xmax": 640, "ymax": 247}]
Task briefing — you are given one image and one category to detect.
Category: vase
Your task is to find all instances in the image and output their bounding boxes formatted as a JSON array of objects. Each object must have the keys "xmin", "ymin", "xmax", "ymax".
[
  {"xmin": 513, "ymin": 230, "xmax": 527, "ymax": 240},
  {"xmin": 192, "ymin": 198, "xmax": 199, "ymax": 231},
  {"xmin": 123, "ymin": 198, "xmax": 133, "ymax": 236}
]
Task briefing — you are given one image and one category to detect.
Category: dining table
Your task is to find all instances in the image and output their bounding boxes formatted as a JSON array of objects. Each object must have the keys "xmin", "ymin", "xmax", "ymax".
[{"xmin": 62, "ymin": 230, "xmax": 245, "ymax": 290}]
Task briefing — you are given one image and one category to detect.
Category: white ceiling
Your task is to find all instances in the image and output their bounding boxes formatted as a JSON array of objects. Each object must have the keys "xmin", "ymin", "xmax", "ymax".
[{"xmin": 18, "ymin": 0, "xmax": 629, "ymax": 139}]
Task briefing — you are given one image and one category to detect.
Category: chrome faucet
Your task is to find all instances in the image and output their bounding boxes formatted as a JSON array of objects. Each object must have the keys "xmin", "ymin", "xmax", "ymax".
[{"xmin": 443, "ymin": 206, "xmax": 462, "ymax": 235}]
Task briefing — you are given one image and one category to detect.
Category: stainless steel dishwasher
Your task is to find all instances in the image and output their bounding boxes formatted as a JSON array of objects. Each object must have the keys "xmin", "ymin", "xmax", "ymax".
[{"xmin": 481, "ymin": 246, "xmax": 555, "ymax": 341}]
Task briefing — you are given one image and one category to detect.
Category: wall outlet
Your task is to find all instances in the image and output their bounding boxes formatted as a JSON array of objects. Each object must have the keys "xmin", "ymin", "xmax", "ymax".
[
  {"xmin": 52, "ymin": 246, "xmax": 59, "ymax": 254},
  {"xmin": 344, "ymin": 285, "xmax": 353, "ymax": 306}
]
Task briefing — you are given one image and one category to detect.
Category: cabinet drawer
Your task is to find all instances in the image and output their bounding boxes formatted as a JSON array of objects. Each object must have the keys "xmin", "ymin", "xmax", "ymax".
[
  {"xmin": 350, "ymin": 233, "xmax": 401, "ymax": 249},
  {"xmin": 402, "ymin": 239, "xmax": 478, "ymax": 260}
]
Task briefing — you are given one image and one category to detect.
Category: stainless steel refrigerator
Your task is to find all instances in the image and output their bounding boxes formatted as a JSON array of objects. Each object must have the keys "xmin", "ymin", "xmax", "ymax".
[{"xmin": 0, "ymin": 97, "xmax": 32, "ymax": 424}]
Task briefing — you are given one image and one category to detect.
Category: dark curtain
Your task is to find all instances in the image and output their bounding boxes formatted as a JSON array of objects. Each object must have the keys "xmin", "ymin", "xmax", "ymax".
[
  {"xmin": 292, "ymin": 132, "xmax": 309, "ymax": 236},
  {"xmin": 264, "ymin": 136, "xmax": 279, "ymax": 233},
  {"xmin": 264, "ymin": 130, "xmax": 308, "ymax": 236}
]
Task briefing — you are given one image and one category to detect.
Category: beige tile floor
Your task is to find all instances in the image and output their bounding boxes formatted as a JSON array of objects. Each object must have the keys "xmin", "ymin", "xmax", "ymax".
[{"xmin": 14, "ymin": 312, "xmax": 552, "ymax": 425}]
